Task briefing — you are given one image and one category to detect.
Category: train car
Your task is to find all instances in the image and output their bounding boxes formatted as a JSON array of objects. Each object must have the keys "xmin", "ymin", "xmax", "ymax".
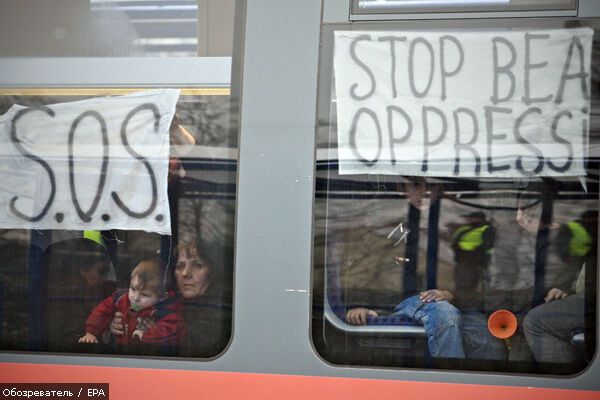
[{"xmin": 1, "ymin": 0, "xmax": 600, "ymax": 398}]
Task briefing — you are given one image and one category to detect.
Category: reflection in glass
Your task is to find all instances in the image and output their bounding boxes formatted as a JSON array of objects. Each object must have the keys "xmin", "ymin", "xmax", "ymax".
[
  {"xmin": 0, "ymin": 91, "xmax": 236, "ymax": 358},
  {"xmin": 312, "ymin": 19, "xmax": 600, "ymax": 374},
  {"xmin": 0, "ymin": 0, "xmax": 234, "ymax": 57}
]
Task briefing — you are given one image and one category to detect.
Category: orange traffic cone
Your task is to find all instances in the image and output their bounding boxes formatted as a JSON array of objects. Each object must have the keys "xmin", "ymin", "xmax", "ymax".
[{"xmin": 487, "ymin": 309, "xmax": 517, "ymax": 339}]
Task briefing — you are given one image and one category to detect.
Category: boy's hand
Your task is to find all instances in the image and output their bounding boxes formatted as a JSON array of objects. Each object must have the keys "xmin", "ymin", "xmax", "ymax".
[
  {"xmin": 132, "ymin": 329, "xmax": 144, "ymax": 341},
  {"xmin": 136, "ymin": 317, "xmax": 156, "ymax": 332},
  {"xmin": 545, "ymin": 288, "xmax": 568, "ymax": 303},
  {"xmin": 420, "ymin": 289, "xmax": 453, "ymax": 303},
  {"xmin": 110, "ymin": 312, "xmax": 124, "ymax": 336},
  {"xmin": 346, "ymin": 308, "xmax": 378, "ymax": 325},
  {"xmin": 78, "ymin": 332, "xmax": 98, "ymax": 343}
]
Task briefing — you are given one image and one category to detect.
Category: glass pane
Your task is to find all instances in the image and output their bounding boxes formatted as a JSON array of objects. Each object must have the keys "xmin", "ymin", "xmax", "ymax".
[
  {"xmin": 312, "ymin": 18, "xmax": 599, "ymax": 374},
  {"xmin": 351, "ymin": 0, "xmax": 577, "ymax": 15},
  {"xmin": 0, "ymin": 0, "xmax": 234, "ymax": 57},
  {"xmin": 0, "ymin": 89, "xmax": 236, "ymax": 358},
  {"xmin": 0, "ymin": 1, "xmax": 238, "ymax": 359}
]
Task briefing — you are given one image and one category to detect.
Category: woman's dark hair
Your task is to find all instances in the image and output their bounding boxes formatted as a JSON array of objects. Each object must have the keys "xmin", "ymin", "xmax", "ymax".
[{"xmin": 171, "ymin": 239, "xmax": 232, "ymax": 298}]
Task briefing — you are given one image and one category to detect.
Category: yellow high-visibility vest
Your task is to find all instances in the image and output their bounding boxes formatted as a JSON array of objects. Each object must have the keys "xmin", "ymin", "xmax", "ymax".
[
  {"xmin": 453, "ymin": 225, "xmax": 490, "ymax": 251},
  {"xmin": 83, "ymin": 230, "xmax": 105, "ymax": 247},
  {"xmin": 566, "ymin": 221, "xmax": 593, "ymax": 257}
]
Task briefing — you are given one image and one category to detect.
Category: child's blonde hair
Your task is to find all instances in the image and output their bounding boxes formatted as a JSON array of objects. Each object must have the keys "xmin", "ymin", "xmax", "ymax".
[{"xmin": 131, "ymin": 258, "xmax": 167, "ymax": 296}]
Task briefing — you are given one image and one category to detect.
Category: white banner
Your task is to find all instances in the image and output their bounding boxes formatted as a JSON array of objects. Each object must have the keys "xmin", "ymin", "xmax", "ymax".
[
  {"xmin": 0, "ymin": 89, "xmax": 179, "ymax": 235},
  {"xmin": 334, "ymin": 28, "xmax": 593, "ymax": 177}
]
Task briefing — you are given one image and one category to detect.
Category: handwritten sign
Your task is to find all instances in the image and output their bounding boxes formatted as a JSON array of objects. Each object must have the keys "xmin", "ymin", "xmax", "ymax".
[
  {"xmin": 0, "ymin": 89, "xmax": 179, "ymax": 234},
  {"xmin": 334, "ymin": 28, "xmax": 593, "ymax": 177}
]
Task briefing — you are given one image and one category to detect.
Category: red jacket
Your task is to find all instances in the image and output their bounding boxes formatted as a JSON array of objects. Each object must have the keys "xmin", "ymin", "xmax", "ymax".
[{"xmin": 84, "ymin": 289, "xmax": 184, "ymax": 346}]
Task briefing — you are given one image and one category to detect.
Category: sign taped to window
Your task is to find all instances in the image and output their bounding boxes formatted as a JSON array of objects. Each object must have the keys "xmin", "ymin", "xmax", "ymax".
[
  {"xmin": 0, "ymin": 89, "xmax": 179, "ymax": 235},
  {"xmin": 333, "ymin": 28, "xmax": 593, "ymax": 177}
]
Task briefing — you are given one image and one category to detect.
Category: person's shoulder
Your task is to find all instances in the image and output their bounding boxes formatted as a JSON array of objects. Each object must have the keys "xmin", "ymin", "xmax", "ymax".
[
  {"xmin": 111, "ymin": 288, "xmax": 128, "ymax": 303},
  {"xmin": 152, "ymin": 290, "xmax": 183, "ymax": 318}
]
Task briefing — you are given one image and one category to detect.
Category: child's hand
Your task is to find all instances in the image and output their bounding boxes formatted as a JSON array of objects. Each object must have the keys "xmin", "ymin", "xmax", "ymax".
[
  {"xmin": 346, "ymin": 308, "xmax": 378, "ymax": 325},
  {"xmin": 78, "ymin": 333, "xmax": 98, "ymax": 343},
  {"xmin": 420, "ymin": 289, "xmax": 453, "ymax": 303},
  {"xmin": 136, "ymin": 317, "xmax": 156, "ymax": 332},
  {"xmin": 132, "ymin": 329, "xmax": 144, "ymax": 341}
]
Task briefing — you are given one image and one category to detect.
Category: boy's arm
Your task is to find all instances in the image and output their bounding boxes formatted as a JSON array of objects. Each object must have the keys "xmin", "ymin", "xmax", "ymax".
[
  {"xmin": 346, "ymin": 307, "xmax": 378, "ymax": 325},
  {"xmin": 84, "ymin": 295, "xmax": 119, "ymax": 338}
]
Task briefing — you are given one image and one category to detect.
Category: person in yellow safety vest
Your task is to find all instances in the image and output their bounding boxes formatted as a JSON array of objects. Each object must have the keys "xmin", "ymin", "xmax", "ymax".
[
  {"xmin": 523, "ymin": 210, "xmax": 597, "ymax": 368},
  {"xmin": 563, "ymin": 210, "xmax": 597, "ymax": 258},
  {"xmin": 550, "ymin": 210, "xmax": 598, "ymax": 299},
  {"xmin": 450, "ymin": 211, "xmax": 495, "ymax": 311},
  {"xmin": 447, "ymin": 210, "xmax": 506, "ymax": 360}
]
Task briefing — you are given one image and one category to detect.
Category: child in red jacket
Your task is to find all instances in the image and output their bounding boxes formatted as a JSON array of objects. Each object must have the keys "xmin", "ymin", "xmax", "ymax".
[{"xmin": 79, "ymin": 258, "xmax": 183, "ymax": 346}]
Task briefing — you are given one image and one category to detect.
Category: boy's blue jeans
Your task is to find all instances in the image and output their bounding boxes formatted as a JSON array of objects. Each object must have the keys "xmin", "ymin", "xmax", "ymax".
[
  {"xmin": 393, "ymin": 295, "xmax": 465, "ymax": 358},
  {"xmin": 393, "ymin": 295, "xmax": 507, "ymax": 359}
]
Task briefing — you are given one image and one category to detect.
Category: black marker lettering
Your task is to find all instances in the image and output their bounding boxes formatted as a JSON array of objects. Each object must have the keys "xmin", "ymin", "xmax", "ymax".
[
  {"xmin": 111, "ymin": 103, "xmax": 160, "ymax": 218},
  {"xmin": 514, "ymin": 107, "xmax": 545, "ymax": 175},
  {"xmin": 9, "ymin": 107, "xmax": 56, "ymax": 222},
  {"xmin": 555, "ymin": 35, "xmax": 590, "ymax": 104},
  {"xmin": 349, "ymin": 107, "xmax": 382, "ymax": 167},
  {"xmin": 485, "ymin": 106, "xmax": 512, "ymax": 174},
  {"xmin": 68, "ymin": 110, "xmax": 109, "ymax": 222},
  {"xmin": 421, "ymin": 106, "xmax": 447, "ymax": 172},
  {"xmin": 491, "ymin": 37, "xmax": 517, "ymax": 104},
  {"xmin": 439, "ymin": 35, "xmax": 464, "ymax": 101},
  {"xmin": 350, "ymin": 35, "xmax": 376, "ymax": 101},
  {"xmin": 409, "ymin": 37, "xmax": 435, "ymax": 98},
  {"xmin": 378, "ymin": 36, "xmax": 406, "ymax": 99},
  {"xmin": 453, "ymin": 107, "xmax": 480, "ymax": 176},
  {"xmin": 522, "ymin": 33, "xmax": 553, "ymax": 105},
  {"xmin": 547, "ymin": 110, "xmax": 574, "ymax": 172},
  {"xmin": 582, "ymin": 117, "xmax": 588, "ymax": 170}
]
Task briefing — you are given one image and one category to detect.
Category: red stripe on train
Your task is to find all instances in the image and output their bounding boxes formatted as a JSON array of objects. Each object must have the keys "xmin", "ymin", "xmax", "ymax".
[{"xmin": 1, "ymin": 363, "xmax": 599, "ymax": 400}]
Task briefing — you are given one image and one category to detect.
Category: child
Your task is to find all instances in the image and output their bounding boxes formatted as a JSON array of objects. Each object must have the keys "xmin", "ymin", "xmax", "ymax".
[{"xmin": 79, "ymin": 258, "xmax": 183, "ymax": 346}]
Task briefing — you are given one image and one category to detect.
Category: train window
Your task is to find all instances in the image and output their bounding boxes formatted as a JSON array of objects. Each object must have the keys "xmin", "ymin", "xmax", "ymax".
[
  {"xmin": 0, "ymin": 2, "xmax": 238, "ymax": 359},
  {"xmin": 0, "ymin": 0, "xmax": 234, "ymax": 57},
  {"xmin": 312, "ymin": 18, "xmax": 599, "ymax": 375},
  {"xmin": 351, "ymin": 0, "xmax": 577, "ymax": 16}
]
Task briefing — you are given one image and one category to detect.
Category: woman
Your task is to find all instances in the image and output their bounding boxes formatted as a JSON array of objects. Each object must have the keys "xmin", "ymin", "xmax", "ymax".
[
  {"xmin": 110, "ymin": 241, "xmax": 231, "ymax": 357},
  {"xmin": 174, "ymin": 241, "xmax": 232, "ymax": 357}
]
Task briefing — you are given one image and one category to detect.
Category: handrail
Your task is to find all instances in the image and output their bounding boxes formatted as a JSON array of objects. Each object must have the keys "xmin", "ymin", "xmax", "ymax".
[{"xmin": 324, "ymin": 295, "xmax": 426, "ymax": 335}]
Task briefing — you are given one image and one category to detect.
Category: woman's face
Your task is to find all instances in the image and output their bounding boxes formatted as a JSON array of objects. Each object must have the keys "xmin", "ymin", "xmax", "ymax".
[{"xmin": 175, "ymin": 252, "xmax": 211, "ymax": 299}]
